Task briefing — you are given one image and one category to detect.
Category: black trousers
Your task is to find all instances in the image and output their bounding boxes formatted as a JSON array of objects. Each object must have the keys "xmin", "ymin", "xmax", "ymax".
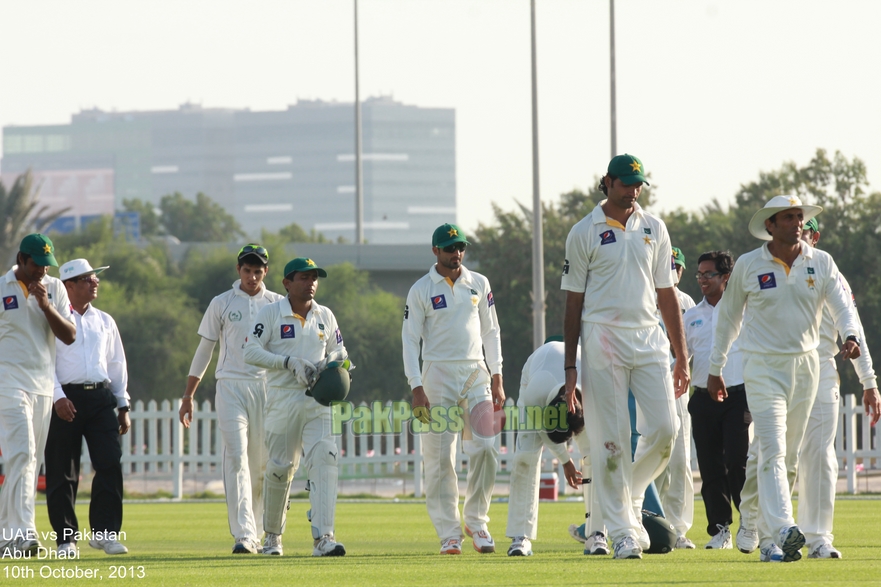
[
  {"xmin": 688, "ymin": 384, "xmax": 751, "ymax": 536},
  {"xmin": 45, "ymin": 386, "xmax": 123, "ymax": 545}
]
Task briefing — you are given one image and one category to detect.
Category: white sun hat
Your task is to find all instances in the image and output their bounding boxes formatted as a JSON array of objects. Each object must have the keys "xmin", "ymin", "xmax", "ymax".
[
  {"xmin": 748, "ymin": 195, "xmax": 823, "ymax": 241},
  {"xmin": 59, "ymin": 258, "xmax": 110, "ymax": 281}
]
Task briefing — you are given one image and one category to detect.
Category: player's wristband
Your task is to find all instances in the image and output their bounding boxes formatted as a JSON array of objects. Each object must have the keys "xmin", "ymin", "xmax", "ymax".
[{"xmin": 182, "ymin": 395, "xmax": 194, "ymax": 401}]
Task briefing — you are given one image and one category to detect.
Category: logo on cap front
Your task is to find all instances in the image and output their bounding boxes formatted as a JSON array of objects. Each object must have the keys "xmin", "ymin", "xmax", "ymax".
[
  {"xmin": 448, "ymin": 228, "xmax": 458, "ymax": 238},
  {"xmin": 43, "ymin": 244, "xmax": 52, "ymax": 254},
  {"xmin": 630, "ymin": 161, "xmax": 641, "ymax": 173}
]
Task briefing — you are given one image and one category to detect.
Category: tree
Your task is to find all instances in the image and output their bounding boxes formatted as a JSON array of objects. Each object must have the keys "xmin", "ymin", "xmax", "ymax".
[
  {"xmin": 0, "ymin": 169, "xmax": 70, "ymax": 265},
  {"xmin": 121, "ymin": 198, "xmax": 163, "ymax": 237},
  {"xmin": 263, "ymin": 222, "xmax": 332, "ymax": 244},
  {"xmin": 159, "ymin": 192, "xmax": 245, "ymax": 242}
]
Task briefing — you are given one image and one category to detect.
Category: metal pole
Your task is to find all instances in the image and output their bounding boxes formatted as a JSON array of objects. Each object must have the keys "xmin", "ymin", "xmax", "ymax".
[
  {"xmin": 530, "ymin": 0, "xmax": 546, "ymax": 350},
  {"xmin": 354, "ymin": 0, "xmax": 364, "ymax": 244},
  {"xmin": 609, "ymin": 0, "xmax": 617, "ymax": 157}
]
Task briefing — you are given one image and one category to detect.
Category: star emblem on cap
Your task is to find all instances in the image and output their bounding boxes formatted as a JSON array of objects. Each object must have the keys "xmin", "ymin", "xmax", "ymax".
[
  {"xmin": 43, "ymin": 244, "xmax": 52, "ymax": 254},
  {"xmin": 306, "ymin": 259, "xmax": 316, "ymax": 267},
  {"xmin": 448, "ymin": 228, "xmax": 458, "ymax": 237},
  {"xmin": 630, "ymin": 161, "xmax": 642, "ymax": 173},
  {"xmin": 672, "ymin": 249, "xmax": 679, "ymax": 258},
  {"xmin": 788, "ymin": 197, "xmax": 799, "ymax": 206}
]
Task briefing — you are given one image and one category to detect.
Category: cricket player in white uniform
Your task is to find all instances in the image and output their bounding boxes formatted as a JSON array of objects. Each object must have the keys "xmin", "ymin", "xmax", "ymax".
[
  {"xmin": 735, "ymin": 217, "xmax": 880, "ymax": 559},
  {"xmin": 180, "ymin": 244, "xmax": 283, "ymax": 554},
  {"xmin": 505, "ymin": 340, "xmax": 588, "ymax": 557},
  {"xmin": 708, "ymin": 195, "xmax": 861, "ymax": 563},
  {"xmin": 244, "ymin": 257, "xmax": 350, "ymax": 557},
  {"xmin": 0, "ymin": 234, "xmax": 76, "ymax": 557},
  {"xmin": 402, "ymin": 223, "xmax": 504, "ymax": 555},
  {"xmin": 562, "ymin": 154, "xmax": 689, "ymax": 560}
]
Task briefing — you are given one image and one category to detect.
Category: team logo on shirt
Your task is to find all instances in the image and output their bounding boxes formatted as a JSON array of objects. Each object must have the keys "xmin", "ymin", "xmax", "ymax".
[
  {"xmin": 562, "ymin": 259, "xmax": 570, "ymax": 275},
  {"xmin": 600, "ymin": 230, "xmax": 616, "ymax": 245},
  {"xmin": 281, "ymin": 324, "xmax": 295, "ymax": 339},
  {"xmin": 689, "ymin": 319, "xmax": 703, "ymax": 327},
  {"xmin": 431, "ymin": 295, "xmax": 447, "ymax": 310},
  {"xmin": 758, "ymin": 273, "xmax": 777, "ymax": 290},
  {"xmin": 4, "ymin": 295, "xmax": 19, "ymax": 310},
  {"xmin": 229, "ymin": 311, "xmax": 242, "ymax": 322},
  {"xmin": 404, "ymin": 304, "xmax": 409, "ymax": 319},
  {"xmin": 806, "ymin": 267, "xmax": 815, "ymax": 274},
  {"xmin": 335, "ymin": 328, "xmax": 343, "ymax": 343},
  {"xmin": 487, "ymin": 292, "xmax": 495, "ymax": 307},
  {"xmin": 643, "ymin": 228, "xmax": 652, "ymax": 235}
]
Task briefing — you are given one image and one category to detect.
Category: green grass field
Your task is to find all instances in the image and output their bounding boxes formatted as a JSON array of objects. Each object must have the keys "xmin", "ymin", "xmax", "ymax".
[{"xmin": 4, "ymin": 499, "xmax": 881, "ymax": 586}]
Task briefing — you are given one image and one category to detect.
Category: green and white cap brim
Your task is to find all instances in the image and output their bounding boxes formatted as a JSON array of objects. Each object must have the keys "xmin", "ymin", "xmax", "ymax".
[{"xmin": 748, "ymin": 195, "xmax": 822, "ymax": 241}]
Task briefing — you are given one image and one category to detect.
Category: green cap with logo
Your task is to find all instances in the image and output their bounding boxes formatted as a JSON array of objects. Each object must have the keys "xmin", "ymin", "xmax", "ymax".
[
  {"xmin": 284, "ymin": 257, "xmax": 327, "ymax": 279},
  {"xmin": 432, "ymin": 223, "xmax": 470, "ymax": 248},
  {"xmin": 608, "ymin": 153, "xmax": 650, "ymax": 186},
  {"xmin": 19, "ymin": 233, "xmax": 58, "ymax": 267},
  {"xmin": 804, "ymin": 217, "xmax": 819, "ymax": 233},
  {"xmin": 671, "ymin": 247, "xmax": 686, "ymax": 268}
]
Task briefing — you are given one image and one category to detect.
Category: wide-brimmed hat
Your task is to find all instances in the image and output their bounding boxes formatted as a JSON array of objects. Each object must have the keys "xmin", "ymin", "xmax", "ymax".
[
  {"xmin": 59, "ymin": 259, "xmax": 109, "ymax": 281},
  {"xmin": 748, "ymin": 195, "xmax": 822, "ymax": 241}
]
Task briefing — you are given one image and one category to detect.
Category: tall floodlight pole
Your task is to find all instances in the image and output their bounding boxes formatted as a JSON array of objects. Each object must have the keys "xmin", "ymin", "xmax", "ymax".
[
  {"xmin": 530, "ymin": 0, "xmax": 546, "ymax": 350},
  {"xmin": 609, "ymin": 0, "xmax": 617, "ymax": 157},
  {"xmin": 354, "ymin": 0, "xmax": 364, "ymax": 244}
]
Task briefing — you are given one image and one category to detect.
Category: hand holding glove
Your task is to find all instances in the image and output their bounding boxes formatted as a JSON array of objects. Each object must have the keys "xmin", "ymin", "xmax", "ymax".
[{"xmin": 285, "ymin": 357, "xmax": 317, "ymax": 388}]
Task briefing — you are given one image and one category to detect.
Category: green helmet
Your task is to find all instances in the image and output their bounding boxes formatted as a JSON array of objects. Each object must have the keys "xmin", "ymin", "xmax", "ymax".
[
  {"xmin": 641, "ymin": 510, "xmax": 677, "ymax": 554},
  {"xmin": 306, "ymin": 362, "xmax": 351, "ymax": 406}
]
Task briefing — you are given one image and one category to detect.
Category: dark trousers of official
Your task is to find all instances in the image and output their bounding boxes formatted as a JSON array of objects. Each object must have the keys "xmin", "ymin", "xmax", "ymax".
[
  {"xmin": 688, "ymin": 384, "xmax": 751, "ymax": 537},
  {"xmin": 45, "ymin": 387, "xmax": 123, "ymax": 545}
]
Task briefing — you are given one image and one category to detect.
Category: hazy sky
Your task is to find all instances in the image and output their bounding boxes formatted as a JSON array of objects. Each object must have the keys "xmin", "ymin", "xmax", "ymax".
[{"xmin": 2, "ymin": 0, "xmax": 879, "ymax": 235}]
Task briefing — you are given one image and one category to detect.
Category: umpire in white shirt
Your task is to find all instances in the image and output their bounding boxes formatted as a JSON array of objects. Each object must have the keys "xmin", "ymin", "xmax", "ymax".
[{"xmin": 46, "ymin": 259, "xmax": 130, "ymax": 556}]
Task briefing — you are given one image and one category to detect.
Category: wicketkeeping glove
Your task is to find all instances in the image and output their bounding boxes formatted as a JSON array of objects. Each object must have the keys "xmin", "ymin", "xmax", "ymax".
[
  {"xmin": 314, "ymin": 350, "xmax": 356, "ymax": 374},
  {"xmin": 285, "ymin": 357, "xmax": 317, "ymax": 388}
]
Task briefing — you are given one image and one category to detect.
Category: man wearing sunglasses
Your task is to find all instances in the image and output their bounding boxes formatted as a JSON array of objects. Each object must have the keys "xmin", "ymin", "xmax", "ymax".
[
  {"xmin": 179, "ymin": 244, "xmax": 284, "ymax": 555},
  {"xmin": 47, "ymin": 259, "xmax": 131, "ymax": 556},
  {"xmin": 402, "ymin": 223, "xmax": 504, "ymax": 555},
  {"xmin": 682, "ymin": 250, "xmax": 750, "ymax": 550}
]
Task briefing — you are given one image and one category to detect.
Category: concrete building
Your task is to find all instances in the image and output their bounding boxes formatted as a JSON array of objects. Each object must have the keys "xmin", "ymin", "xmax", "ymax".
[{"xmin": 1, "ymin": 97, "xmax": 456, "ymax": 244}]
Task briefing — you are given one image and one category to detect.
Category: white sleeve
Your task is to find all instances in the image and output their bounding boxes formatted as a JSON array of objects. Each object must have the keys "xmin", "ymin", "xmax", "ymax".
[
  {"xmin": 106, "ymin": 316, "xmax": 131, "ymax": 407},
  {"xmin": 188, "ymin": 337, "xmax": 217, "ymax": 379},
  {"xmin": 197, "ymin": 297, "xmax": 222, "ymax": 341},
  {"xmin": 52, "ymin": 371, "xmax": 66, "ymax": 403},
  {"xmin": 243, "ymin": 306, "xmax": 287, "ymax": 370},
  {"xmin": 478, "ymin": 278, "xmax": 503, "ymax": 376},
  {"xmin": 652, "ymin": 222, "xmax": 676, "ymax": 289},
  {"xmin": 822, "ymin": 259, "xmax": 859, "ymax": 343},
  {"xmin": 837, "ymin": 275, "xmax": 877, "ymax": 389},
  {"xmin": 561, "ymin": 226, "xmax": 590, "ymax": 293},
  {"xmin": 710, "ymin": 261, "xmax": 748, "ymax": 376},
  {"xmin": 402, "ymin": 285, "xmax": 426, "ymax": 389},
  {"xmin": 323, "ymin": 308, "xmax": 348, "ymax": 360},
  {"xmin": 541, "ymin": 432, "xmax": 572, "ymax": 463}
]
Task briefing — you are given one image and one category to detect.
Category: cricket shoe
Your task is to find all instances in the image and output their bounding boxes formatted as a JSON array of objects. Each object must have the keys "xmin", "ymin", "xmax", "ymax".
[
  {"xmin": 778, "ymin": 525, "xmax": 805, "ymax": 562},
  {"xmin": 16, "ymin": 538, "xmax": 42, "ymax": 556},
  {"xmin": 808, "ymin": 542, "xmax": 842, "ymax": 559},
  {"xmin": 675, "ymin": 535, "xmax": 696, "ymax": 549},
  {"xmin": 636, "ymin": 521, "xmax": 651, "ymax": 551},
  {"xmin": 262, "ymin": 533, "xmax": 283, "ymax": 556},
  {"xmin": 613, "ymin": 536, "xmax": 642, "ymax": 559},
  {"xmin": 439, "ymin": 537, "xmax": 462, "ymax": 555},
  {"xmin": 568, "ymin": 523, "xmax": 588, "ymax": 544},
  {"xmin": 584, "ymin": 532, "xmax": 610, "ymax": 555},
  {"xmin": 57, "ymin": 542, "xmax": 78, "ymax": 556},
  {"xmin": 312, "ymin": 534, "xmax": 346, "ymax": 557},
  {"xmin": 760, "ymin": 544, "xmax": 784, "ymax": 562},
  {"xmin": 705, "ymin": 524, "xmax": 732, "ymax": 549},
  {"xmin": 736, "ymin": 524, "xmax": 759, "ymax": 554},
  {"xmin": 89, "ymin": 538, "xmax": 128, "ymax": 555},
  {"xmin": 232, "ymin": 538, "xmax": 259, "ymax": 554},
  {"xmin": 507, "ymin": 536, "xmax": 533, "ymax": 556},
  {"xmin": 465, "ymin": 526, "xmax": 496, "ymax": 553}
]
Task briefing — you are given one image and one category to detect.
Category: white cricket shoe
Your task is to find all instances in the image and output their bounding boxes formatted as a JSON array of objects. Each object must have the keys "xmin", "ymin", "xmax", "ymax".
[
  {"xmin": 675, "ymin": 535, "xmax": 696, "ymax": 549},
  {"xmin": 262, "ymin": 533, "xmax": 283, "ymax": 556},
  {"xmin": 17, "ymin": 538, "xmax": 42, "ymax": 556},
  {"xmin": 760, "ymin": 543, "xmax": 784, "ymax": 562},
  {"xmin": 507, "ymin": 536, "xmax": 533, "ymax": 556},
  {"xmin": 232, "ymin": 538, "xmax": 259, "ymax": 554},
  {"xmin": 808, "ymin": 542, "xmax": 842, "ymax": 559},
  {"xmin": 736, "ymin": 524, "xmax": 759, "ymax": 554},
  {"xmin": 778, "ymin": 525, "xmax": 805, "ymax": 562},
  {"xmin": 439, "ymin": 537, "xmax": 462, "ymax": 555},
  {"xmin": 613, "ymin": 536, "xmax": 642, "ymax": 559},
  {"xmin": 89, "ymin": 538, "xmax": 128, "ymax": 555},
  {"xmin": 636, "ymin": 521, "xmax": 651, "ymax": 551},
  {"xmin": 57, "ymin": 542, "xmax": 78, "ymax": 556},
  {"xmin": 705, "ymin": 524, "xmax": 732, "ymax": 549},
  {"xmin": 466, "ymin": 526, "xmax": 496, "ymax": 553},
  {"xmin": 584, "ymin": 532, "xmax": 610, "ymax": 555},
  {"xmin": 568, "ymin": 523, "xmax": 588, "ymax": 544},
  {"xmin": 312, "ymin": 534, "xmax": 346, "ymax": 557}
]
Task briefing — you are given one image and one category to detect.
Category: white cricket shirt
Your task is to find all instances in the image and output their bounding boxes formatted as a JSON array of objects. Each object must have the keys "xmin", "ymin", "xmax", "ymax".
[
  {"xmin": 710, "ymin": 242, "xmax": 859, "ymax": 376},
  {"xmin": 197, "ymin": 280, "xmax": 284, "ymax": 380},
  {"xmin": 402, "ymin": 264, "xmax": 503, "ymax": 390},
  {"xmin": 684, "ymin": 298, "xmax": 744, "ymax": 388},
  {"xmin": 561, "ymin": 201, "xmax": 676, "ymax": 328},
  {"xmin": 243, "ymin": 297, "xmax": 346, "ymax": 390},
  {"xmin": 53, "ymin": 304, "xmax": 131, "ymax": 408},
  {"xmin": 818, "ymin": 273, "xmax": 876, "ymax": 390},
  {"xmin": 0, "ymin": 267, "xmax": 74, "ymax": 395}
]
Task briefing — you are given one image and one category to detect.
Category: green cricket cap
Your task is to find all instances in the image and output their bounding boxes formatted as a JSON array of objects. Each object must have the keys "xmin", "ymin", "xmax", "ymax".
[
  {"xmin": 804, "ymin": 217, "xmax": 819, "ymax": 233},
  {"xmin": 432, "ymin": 223, "xmax": 470, "ymax": 248},
  {"xmin": 19, "ymin": 233, "xmax": 58, "ymax": 267},
  {"xmin": 608, "ymin": 153, "xmax": 650, "ymax": 186},
  {"xmin": 671, "ymin": 247, "xmax": 686, "ymax": 268},
  {"xmin": 284, "ymin": 257, "xmax": 327, "ymax": 279}
]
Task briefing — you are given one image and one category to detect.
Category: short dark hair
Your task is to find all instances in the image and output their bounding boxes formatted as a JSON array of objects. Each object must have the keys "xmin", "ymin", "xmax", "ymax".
[
  {"xmin": 16, "ymin": 252, "xmax": 32, "ymax": 266},
  {"xmin": 237, "ymin": 255, "xmax": 268, "ymax": 269},
  {"xmin": 696, "ymin": 250, "xmax": 734, "ymax": 275},
  {"xmin": 598, "ymin": 174, "xmax": 619, "ymax": 196},
  {"xmin": 546, "ymin": 385, "xmax": 585, "ymax": 444}
]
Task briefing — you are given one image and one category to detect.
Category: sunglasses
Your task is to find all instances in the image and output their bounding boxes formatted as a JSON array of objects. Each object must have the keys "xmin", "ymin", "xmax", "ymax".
[
  {"xmin": 442, "ymin": 243, "xmax": 467, "ymax": 253},
  {"xmin": 73, "ymin": 274, "xmax": 100, "ymax": 284},
  {"xmin": 695, "ymin": 271, "xmax": 722, "ymax": 280},
  {"xmin": 238, "ymin": 244, "xmax": 268, "ymax": 260}
]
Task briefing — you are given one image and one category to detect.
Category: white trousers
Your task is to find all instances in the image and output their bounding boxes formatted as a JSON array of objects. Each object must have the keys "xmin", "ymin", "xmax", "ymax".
[
  {"xmin": 797, "ymin": 359, "xmax": 839, "ymax": 549},
  {"xmin": 0, "ymin": 389, "xmax": 52, "ymax": 539},
  {"xmin": 738, "ymin": 351, "xmax": 819, "ymax": 547},
  {"xmin": 422, "ymin": 360, "xmax": 498, "ymax": 541},
  {"xmin": 581, "ymin": 323, "xmax": 677, "ymax": 543},
  {"xmin": 574, "ymin": 430, "xmax": 606, "ymax": 536},
  {"xmin": 655, "ymin": 392, "xmax": 694, "ymax": 536},
  {"xmin": 263, "ymin": 388, "xmax": 338, "ymax": 538},
  {"xmin": 215, "ymin": 379, "xmax": 267, "ymax": 543}
]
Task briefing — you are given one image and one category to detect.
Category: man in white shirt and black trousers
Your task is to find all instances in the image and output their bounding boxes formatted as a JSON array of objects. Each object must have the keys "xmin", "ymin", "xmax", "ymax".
[{"xmin": 46, "ymin": 259, "xmax": 131, "ymax": 556}]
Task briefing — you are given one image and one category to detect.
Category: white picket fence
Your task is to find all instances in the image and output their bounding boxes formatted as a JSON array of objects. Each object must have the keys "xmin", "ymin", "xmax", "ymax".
[{"xmin": 2, "ymin": 395, "xmax": 877, "ymax": 498}]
